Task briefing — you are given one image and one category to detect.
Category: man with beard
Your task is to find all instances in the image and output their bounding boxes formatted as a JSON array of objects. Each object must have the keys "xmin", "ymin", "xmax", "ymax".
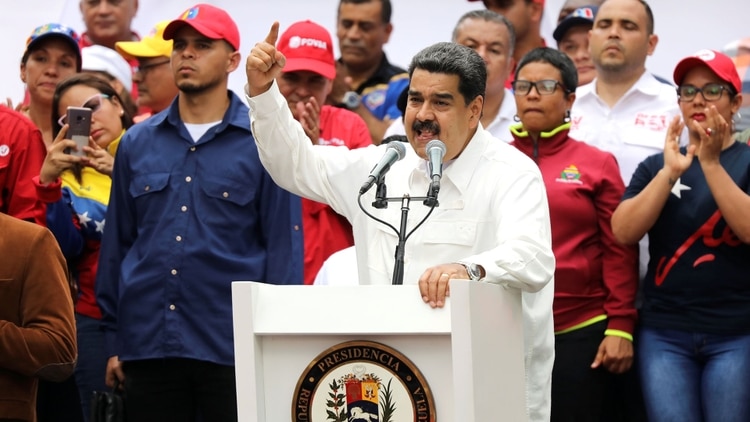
[
  {"xmin": 568, "ymin": 1, "xmax": 680, "ymax": 420},
  {"xmin": 327, "ymin": 0, "xmax": 409, "ymax": 144},
  {"xmin": 95, "ymin": 5, "xmax": 303, "ymax": 421},
  {"xmin": 246, "ymin": 23, "xmax": 555, "ymax": 422}
]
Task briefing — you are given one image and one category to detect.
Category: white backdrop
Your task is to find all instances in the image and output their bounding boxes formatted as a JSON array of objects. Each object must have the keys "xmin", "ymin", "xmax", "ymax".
[{"xmin": 3, "ymin": 0, "xmax": 748, "ymax": 102}]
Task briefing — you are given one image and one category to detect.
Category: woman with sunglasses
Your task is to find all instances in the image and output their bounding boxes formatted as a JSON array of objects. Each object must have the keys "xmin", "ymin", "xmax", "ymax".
[
  {"xmin": 34, "ymin": 73, "xmax": 133, "ymax": 421},
  {"xmin": 612, "ymin": 50, "xmax": 750, "ymax": 422},
  {"xmin": 509, "ymin": 47, "xmax": 638, "ymax": 422},
  {"xmin": 19, "ymin": 23, "xmax": 82, "ymax": 146}
]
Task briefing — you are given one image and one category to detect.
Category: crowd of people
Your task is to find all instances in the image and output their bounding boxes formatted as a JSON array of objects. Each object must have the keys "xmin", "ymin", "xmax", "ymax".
[{"xmin": 0, "ymin": 0, "xmax": 748, "ymax": 421}]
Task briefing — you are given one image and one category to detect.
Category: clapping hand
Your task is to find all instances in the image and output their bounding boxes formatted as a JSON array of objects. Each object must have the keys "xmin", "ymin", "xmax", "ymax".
[{"xmin": 662, "ymin": 115, "xmax": 694, "ymax": 182}]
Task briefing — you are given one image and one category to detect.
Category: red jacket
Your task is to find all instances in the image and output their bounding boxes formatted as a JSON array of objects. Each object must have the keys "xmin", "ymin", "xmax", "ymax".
[
  {"xmin": 0, "ymin": 107, "xmax": 46, "ymax": 225},
  {"xmin": 302, "ymin": 105, "xmax": 372, "ymax": 285},
  {"xmin": 511, "ymin": 124, "xmax": 638, "ymax": 334}
]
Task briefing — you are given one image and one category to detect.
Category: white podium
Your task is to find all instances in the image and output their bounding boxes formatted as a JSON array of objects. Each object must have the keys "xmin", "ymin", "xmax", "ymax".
[{"xmin": 231, "ymin": 281, "xmax": 526, "ymax": 421}]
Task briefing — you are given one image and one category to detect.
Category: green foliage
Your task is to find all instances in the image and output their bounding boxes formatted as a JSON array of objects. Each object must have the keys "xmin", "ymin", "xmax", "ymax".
[{"xmin": 379, "ymin": 378, "xmax": 397, "ymax": 422}]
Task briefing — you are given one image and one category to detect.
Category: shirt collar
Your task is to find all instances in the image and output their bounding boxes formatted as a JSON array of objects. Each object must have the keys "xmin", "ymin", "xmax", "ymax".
[
  {"xmin": 151, "ymin": 91, "xmax": 251, "ymax": 137},
  {"xmin": 579, "ymin": 71, "xmax": 667, "ymax": 101}
]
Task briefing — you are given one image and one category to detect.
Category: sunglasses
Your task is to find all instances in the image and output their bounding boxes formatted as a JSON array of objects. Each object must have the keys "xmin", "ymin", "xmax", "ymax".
[{"xmin": 58, "ymin": 93, "xmax": 110, "ymax": 127}]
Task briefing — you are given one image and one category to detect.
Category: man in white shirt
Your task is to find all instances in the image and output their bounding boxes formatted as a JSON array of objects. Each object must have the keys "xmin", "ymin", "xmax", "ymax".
[
  {"xmin": 569, "ymin": 0, "xmax": 680, "ymax": 184},
  {"xmin": 246, "ymin": 22, "xmax": 556, "ymax": 422},
  {"xmin": 453, "ymin": 9, "xmax": 518, "ymax": 141},
  {"xmin": 568, "ymin": 1, "xmax": 675, "ymax": 420}
]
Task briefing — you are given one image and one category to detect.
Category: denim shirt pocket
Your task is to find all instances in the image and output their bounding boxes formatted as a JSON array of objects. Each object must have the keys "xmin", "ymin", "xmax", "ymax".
[{"xmin": 196, "ymin": 176, "xmax": 258, "ymax": 230}]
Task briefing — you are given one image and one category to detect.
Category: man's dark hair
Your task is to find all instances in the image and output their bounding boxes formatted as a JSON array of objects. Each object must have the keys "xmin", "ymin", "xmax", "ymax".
[
  {"xmin": 408, "ymin": 42, "xmax": 486, "ymax": 106},
  {"xmin": 339, "ymin": 0, "xmax": 392, "ymax": 24},
  {"xmin": 452, "ymin": 9, "xmax": 517, "ymax": 58},
  {"xmin": 482, "ymin": 0, "xmax": 533, "ymax": 8},
  {"xmin": 515, "ymin": 47, "xmax": 578, "ymax": 94},
  {"xmin": 639, "ymin": 0, "xmax": 654, "ymax": 35}
]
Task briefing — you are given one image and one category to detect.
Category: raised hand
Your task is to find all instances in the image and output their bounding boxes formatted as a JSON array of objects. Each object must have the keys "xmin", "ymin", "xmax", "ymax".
[
  {"xmin": 245, "ymin": 21, "xmax": 287, "ymax": 97},
  {"xmin": 662, "ymin": 115, "xmax": 694, "ymax": 181}
]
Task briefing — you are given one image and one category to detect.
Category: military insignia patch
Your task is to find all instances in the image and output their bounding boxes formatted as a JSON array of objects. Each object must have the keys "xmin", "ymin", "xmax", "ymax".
[{"xmin": 292, "ymin": 340, "xmax": 436, "ymax": 422}]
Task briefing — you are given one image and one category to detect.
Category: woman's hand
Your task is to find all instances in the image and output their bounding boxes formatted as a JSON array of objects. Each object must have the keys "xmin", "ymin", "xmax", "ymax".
[
  {"xmin": 662, "ymin": 115, "xmax": 694, "ymax": 182},
  {"xmin": 81, "ymin": 137, "xmax": 114, "ymax": 176},
  {"xmin": 691, "ymin": 105, "xmax": 730, "ymax": 165},
  {"xmin": 39, "ymin": 125, "xmax": 81, "ymax": 184}
]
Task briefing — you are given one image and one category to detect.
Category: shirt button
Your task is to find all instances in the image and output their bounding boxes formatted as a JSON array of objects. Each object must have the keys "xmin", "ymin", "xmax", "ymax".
[
  {"xmin": 181, "ymin": 205, "xmax": 187, "ymax": 212},
  {"xmin": 293, "ymin": 225, "xmax": 300, "ymax": 231},
  {"xmin": 176, "ymin": 235, "xmax": 182, "ymax": 242},
  {"xmin": 144, "ymin": 185, "xmax": 150, "ymax": 191},
  {"xmin": 171, "ymin": 269, "xmax": 177, "ymax": 275},
  {"xmin": 169, "ymin": 304, "xmax": 176, "ymax": 311},
  {"xmin": 185, "ymin": 176, "xmax": 192, "ymax": 183},
  {"xmin": 222, "ymin": 192, "xmax": 229, "ymax": 198},
  {"xmin": 190, "ymin": 146, "xmax": 196, "ymax": 151}
]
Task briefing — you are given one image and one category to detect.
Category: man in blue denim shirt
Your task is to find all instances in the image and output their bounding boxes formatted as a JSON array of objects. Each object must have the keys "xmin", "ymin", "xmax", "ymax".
[{"xmin": 95, "ymin": 4, "xmax": 303, "ymax": 421}]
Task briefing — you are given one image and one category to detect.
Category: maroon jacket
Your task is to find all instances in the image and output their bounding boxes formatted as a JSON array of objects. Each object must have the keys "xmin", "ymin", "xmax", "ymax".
[
  {"xmin": 512, "ymin": 124, "xmax": 639, "ymax": 334},
  {"xmin": 0, "ymin": 213, "xmax": 76, "ymax": 421}
]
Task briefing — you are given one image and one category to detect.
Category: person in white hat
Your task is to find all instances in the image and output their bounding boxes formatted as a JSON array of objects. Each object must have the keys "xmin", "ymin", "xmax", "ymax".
[{"xmin": 82, "ymin": 44, "xmax": 138, "ymax": 117}]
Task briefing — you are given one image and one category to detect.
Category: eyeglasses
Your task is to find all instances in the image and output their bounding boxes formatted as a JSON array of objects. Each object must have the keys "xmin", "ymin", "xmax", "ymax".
[
  {"xmin": 512, "ymin": 79, "xmax": 567, "ymax": 96},
  {"xmin": 135, "ymin": 60, "xmax": 170, "ymax": 76},
  {"xmin": 677, "ymin": 83, "xmax": 731, "ymax": 102},
  {"xmin": 57, "ymin": 93, "xmax": 110, "ymax": 126}
]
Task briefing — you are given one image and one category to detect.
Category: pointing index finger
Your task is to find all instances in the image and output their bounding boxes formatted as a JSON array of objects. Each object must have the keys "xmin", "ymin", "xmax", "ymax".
[{"xmin": 265, "ymin": 21, "xmax": 280, "ymax": 46}]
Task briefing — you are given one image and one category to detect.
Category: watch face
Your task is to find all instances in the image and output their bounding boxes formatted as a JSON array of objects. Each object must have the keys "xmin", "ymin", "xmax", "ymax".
[
  {"xmin": 343, "ymin": 91, "xmax": 360, "ymax": 109},
  {"xmin": 468, "ymin": 264, "xmax": 481, "ymax": 280}
]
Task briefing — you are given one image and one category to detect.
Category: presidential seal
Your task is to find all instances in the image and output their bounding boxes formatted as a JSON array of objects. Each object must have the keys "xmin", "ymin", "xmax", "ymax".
[{"xmin": 292, "ymin": 340, "xmax": 436, "ymax": 422}]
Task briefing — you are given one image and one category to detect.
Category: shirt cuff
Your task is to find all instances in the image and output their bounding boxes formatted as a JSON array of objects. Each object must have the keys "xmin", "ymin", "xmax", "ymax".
[{"xmin": 33, "ymin": 175, "xmax": 63, "ymax": 203}]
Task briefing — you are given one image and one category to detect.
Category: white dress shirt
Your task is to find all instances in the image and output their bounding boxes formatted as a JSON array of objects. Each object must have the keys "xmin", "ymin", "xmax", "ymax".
[
  {"xmin": 248, "ymin": 81, "xmax": 556, "ymax": 422},
  {"xmin": 570, "ymin": 72, "xmax": 681, "ymax": 185}
]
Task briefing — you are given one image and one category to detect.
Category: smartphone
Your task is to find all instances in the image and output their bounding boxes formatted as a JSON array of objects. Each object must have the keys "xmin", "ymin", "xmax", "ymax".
[{"xmin": 65, "ymin": 106, "xmax": 92, "ymax": 156}]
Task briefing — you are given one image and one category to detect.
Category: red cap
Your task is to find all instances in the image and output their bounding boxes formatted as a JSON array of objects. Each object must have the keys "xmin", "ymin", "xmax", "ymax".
[
  {"xmin": 277, "ymin": 20, "xmax": 335, "ymax": 80},
  {"xmin": 673, "ymin": 49, "xmax": 742, "ymax": 93},
  {"xmin": 163, "ymin": 4, "xmax": 240, "ymax": 51}
]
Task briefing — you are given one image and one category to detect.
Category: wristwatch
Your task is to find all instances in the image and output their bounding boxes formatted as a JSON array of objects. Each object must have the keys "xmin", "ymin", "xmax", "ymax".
[
  {"xmin": 341, "ymin": 91, "xmax": 361, "ymax": 110},
  {"xmin": 459, "ymin": 262, "xmax": 484, "ymax": 281}
]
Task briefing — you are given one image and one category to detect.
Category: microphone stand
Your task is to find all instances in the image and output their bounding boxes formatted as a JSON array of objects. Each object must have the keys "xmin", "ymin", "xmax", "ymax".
[
  {"xmin": 391, "ymin": 195, "xmax": 411, "ymax": 285},
  {"xmin": 357, "ymin": 181, "xmax": 440, "ymax": 286},
  {"xmin": 372, "ymin": 175, "xmax": 388, "ymax": 209}
]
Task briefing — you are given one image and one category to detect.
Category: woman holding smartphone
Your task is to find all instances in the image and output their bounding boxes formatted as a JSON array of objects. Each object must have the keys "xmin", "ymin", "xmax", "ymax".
[{"xmin": 34, "ymin": 73, "xmax": 133, "ymax": 421}]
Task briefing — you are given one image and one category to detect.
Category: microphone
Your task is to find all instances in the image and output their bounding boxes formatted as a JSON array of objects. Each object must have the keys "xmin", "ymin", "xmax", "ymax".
[
  {"xmin": 359, "ymin": 141, "xmax": 407, "ymax": 194},
  {"xmin": 426, "ymin": 139, "xmax": 446, "ymax": 193}
]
